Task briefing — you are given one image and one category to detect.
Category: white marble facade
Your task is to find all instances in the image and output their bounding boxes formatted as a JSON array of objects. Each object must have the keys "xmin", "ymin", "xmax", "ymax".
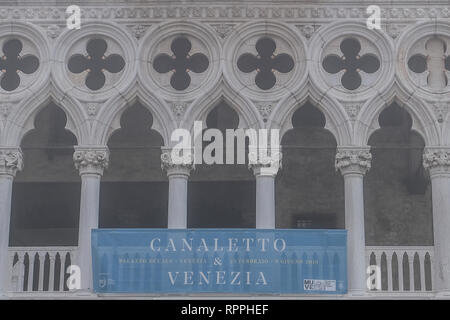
[{"xmin": 1, "ymin": 0, "xmax": 450, "ymax": 298}]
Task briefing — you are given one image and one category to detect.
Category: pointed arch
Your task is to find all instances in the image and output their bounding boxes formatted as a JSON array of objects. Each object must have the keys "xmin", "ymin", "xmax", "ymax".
[
  {"xmin": 363, "ymin": 86, "xmax": 433, "ymax": 246},
  {"xmin": 356, "ymin": 82, "xmax": 440, "ymax": 146},
  {"xmin": 2, "ymin": 82, "xmax": 86, "ymax": 146},
  {"xmin": 268, "ymin": 82, "xmax": 352, "ymax": 146},
  {"xmin": 10, "ymin": 98, "xmax": 81, "ymax": 247},
  {"xmin": 181, "ymin": 78, "xmax": 264, "ymax": 134},
  {"xmin": 93, "ymin": 83, "xmax": 176, "ymax": 147},
  {"xmin": 99, "ymin": 98, "xmax": 168, "ymax": 229}
]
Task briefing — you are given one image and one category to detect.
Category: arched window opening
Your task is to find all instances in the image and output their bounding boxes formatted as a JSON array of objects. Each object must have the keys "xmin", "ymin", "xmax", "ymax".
[
  {"xmin": 188, "ymin": 101, "xmax": 255, "ymax": 228},
  {"xmin": 100, "ymin": 102, "xmax": 168, "ymax": 228},
  {"xmin": 276, "ymin": 102, "xmax": 344, "ymax": 229},
  {"xmin": 10, "ymin": 103, "xmax": 79, "ymax": 246},
  {"xmin": 365, "ymin": 103, "xmax": 432, "ymax": 246}
]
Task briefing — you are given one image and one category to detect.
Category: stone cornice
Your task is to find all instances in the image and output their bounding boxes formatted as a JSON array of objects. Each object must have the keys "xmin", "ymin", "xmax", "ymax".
[
  {"xmin": 161, "ymin": 148, "xmax": 194, "ymax": 177},
  {"xmin": 0, "ymin": 147, "xmax": 23, "ymax": 176},
  {"xmin": 6, "ymin": 1, "xmax": 448, "ymax": 3},
  {"xmin": 73, "ymin": 146, "xmax": 109, "ymax": 176},
  {"xmin": 335, "ymin": 147, "xmax": 372, "ymax": 176},
  {"xmin": 423, "ymin": 148, "xmax": 450, "ymax": 174}
]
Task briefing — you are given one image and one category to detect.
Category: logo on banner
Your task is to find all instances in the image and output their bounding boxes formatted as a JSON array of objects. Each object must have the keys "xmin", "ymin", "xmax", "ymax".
[{"xmin": 303, "ymin": 279, "xmax": 337, "ymax": 291}]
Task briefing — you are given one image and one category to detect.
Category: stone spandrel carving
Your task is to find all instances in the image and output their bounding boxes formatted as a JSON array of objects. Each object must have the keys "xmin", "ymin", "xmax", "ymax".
[
  {"xmin": 432, "ymin": 102, "xmax": 449, "ymax": 123},
  {"xmin": 299, "ymin": 24, "xmax": 315, "ymax": 39},
  {"xmin": 211, "ymin": 23, "xmax": 234, "ymax": 39},
  {"xmin": 0, "ymin": 102, "xmax": 11, "ymax": 119},
  {"xmin": 0, "ymin": 148, "xmax": 23, "ymax": 176},
  {"xmin": 131, "ymin": 24, "xmax": 147, "ymax": 39},
  {"xmin": 335, "ymin": 148, "xmax": 372, "ymax": 175},
  {"xmin": 256, "ymin": 102, "xmax": 274, "ymax": 122},
  {"xmin": 171, "ymin": 102, "xmax": 187, "ymax": 121},
  {"xmin": 46, "ymin": 24, "xmax": 61, "ymax": 39},
  {"xmin": 73, "ymin": 148, "xmax": 109, "ymax": 175},
  {"xmin": 343, "ymin": 103, "xmax": 361, "ymax": 120}
]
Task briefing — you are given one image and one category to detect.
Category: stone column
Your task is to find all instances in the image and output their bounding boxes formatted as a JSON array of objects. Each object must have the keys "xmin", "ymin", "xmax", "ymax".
[
  {"xmin": 0, "ymin": 148, "xmax": 23, "ymax": 295},
  {"xmin": 161, "ymin": 148, "xmax": 194, "ymax": 229},
  {"xmin": 248, "ymin": 148, "xmax": 282, "ymax": 229},
  {"xmin": 335, "ymin": 147, "xmax": 372, "ymax": 295},
  {"xmin": 423, "ymin": 148, "xmax": 450, "ymax": 296},
  {"xmin": 73, "ymin": 146, "xmax": 109, "ymax": 294}
]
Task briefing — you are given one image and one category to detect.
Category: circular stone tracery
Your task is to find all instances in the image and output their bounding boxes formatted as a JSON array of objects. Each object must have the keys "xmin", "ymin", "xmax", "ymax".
[
  {"xmin": 145, "ymin": 31, "xmax": 213, "ymax": 97},
  {"xmin": 152, "ymin": 36, "xmax": 209, "ymax": 91},
  {"xmin": 309, "ymin": 22, "xmax": 394, "ymax": 101},
  {"xmin": 406, "ymin": 36, "xmax": 450, "ymax": 90},
  {"xmin": 321, "ymin": 36, "xmax": 381, "ymax": 91},
  {"xmin": 53, "ymin": 22, "xmax": 136, "ymax": 100},
  {"xmin": 224, "ymin": 22, "xmax": 306, "ymax": 101},
  {"xmin": 67, "ymin": 38, "xmax": 125, "ymax": 91},
  {"xmin": 237, "ymin": 37, "xmax": 294, "ymax": 90},
  {"xmin": 0, "ymin": 37, "xmax": 39, "ymax": 92},
  {"xmin": 322, "ymin": 38, "xmax": 380, "ymax": 91}
]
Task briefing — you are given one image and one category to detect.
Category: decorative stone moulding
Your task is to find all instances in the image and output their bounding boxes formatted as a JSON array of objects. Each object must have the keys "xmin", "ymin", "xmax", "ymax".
[
  {"xmin": 0, "ymin": 22, "xmax": 50, "ymax": 100},
  {"xmin": 0, "ymin": 147, "xmax": 23, "ymax": 176},
  {"xmin": 335, "ymin": 147, "xmax": 372, "ymax": 175},
  {"xmin": 53, "ymin": 21, "xmax": 136, "ymax": 102},
  {"xmin": 67, "ymin": 38, "xmax": 126, "ymax": 91},
  {"xmin": 423, "ymin": 148, "xmax": 450, "ymax": 174},
  {"xmin": 138, "ymin": 21, "xmax": 221, "ymax": 102},
  {"xmin": 397, "ymin": 21, "xmax": 450, "ymax": 101},
  {"xmin": 73, "ymin": 146, "xmax": 110, "ymax": 175},
  {"xmin": 160, "ymin": 147, "xmax": 195, "ymax": 176},
  {"xmin": 223, "ymin": 21, "xmax": 307, "ymax": 101},
  {"xmin": 309, "ymin": 21, "xmax": 394, "ymax": 102},
  {"xmin": 248, "ymin": 146, "xmax": 283, "ymax": 177},
  {"xmin": 2, "ymin": 5, "xmax": 450, "ymax": 22}
]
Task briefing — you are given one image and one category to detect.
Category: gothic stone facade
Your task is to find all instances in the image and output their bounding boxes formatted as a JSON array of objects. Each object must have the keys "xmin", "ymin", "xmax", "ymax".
[{"xmin": 0, "ymin": 0, "xmax": 450, "ymax": 298}]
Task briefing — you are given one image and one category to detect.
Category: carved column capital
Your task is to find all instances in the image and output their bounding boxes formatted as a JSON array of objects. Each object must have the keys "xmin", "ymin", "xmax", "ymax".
[
  {"xmin": 0, "ymin": 147, "xmax": 23, "ymax": 177},
  {"xmin": 335, "ymin": 147, "xmax": 372, "ymax": 176},
  {"xmin": 248, "ymin": 147, "xmax": 282, "ymax": 177},
  {"xmin": 73, "ymin": 146, "xmax": 109, "ymax": 176},
  {"xmin": 161, "ymin": 147, "xmax": 194, "ymax": 177},
  {"xmin": 423, "ymin": 147, "xmax": 450, "ymax": 175}
]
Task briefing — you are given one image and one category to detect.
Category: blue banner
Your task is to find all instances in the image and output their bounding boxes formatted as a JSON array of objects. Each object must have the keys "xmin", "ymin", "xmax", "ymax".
[{"xmin": 92, "ymin": 229, "xmax": 347, "ymax": 294}]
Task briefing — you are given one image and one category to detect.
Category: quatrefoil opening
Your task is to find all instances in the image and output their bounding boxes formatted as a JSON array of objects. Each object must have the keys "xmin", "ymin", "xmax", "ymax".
[
  {"xmin": 322, "ymin": 38, "xmax": 380, "ymax": 91},
  {"xmin": 237, "ymin": 37, "xmax": 294, "ymax": 90},
  {"xmin": 153, "ymin": 36, "xmax": 209, "ymax": 91},
  {"xmin": 0, "ymin": 39, "xmax": 39, "ymax": 92},
  {"xmin": 68, "ymin": 38, "xmax": 125, "ymax": 91}
]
